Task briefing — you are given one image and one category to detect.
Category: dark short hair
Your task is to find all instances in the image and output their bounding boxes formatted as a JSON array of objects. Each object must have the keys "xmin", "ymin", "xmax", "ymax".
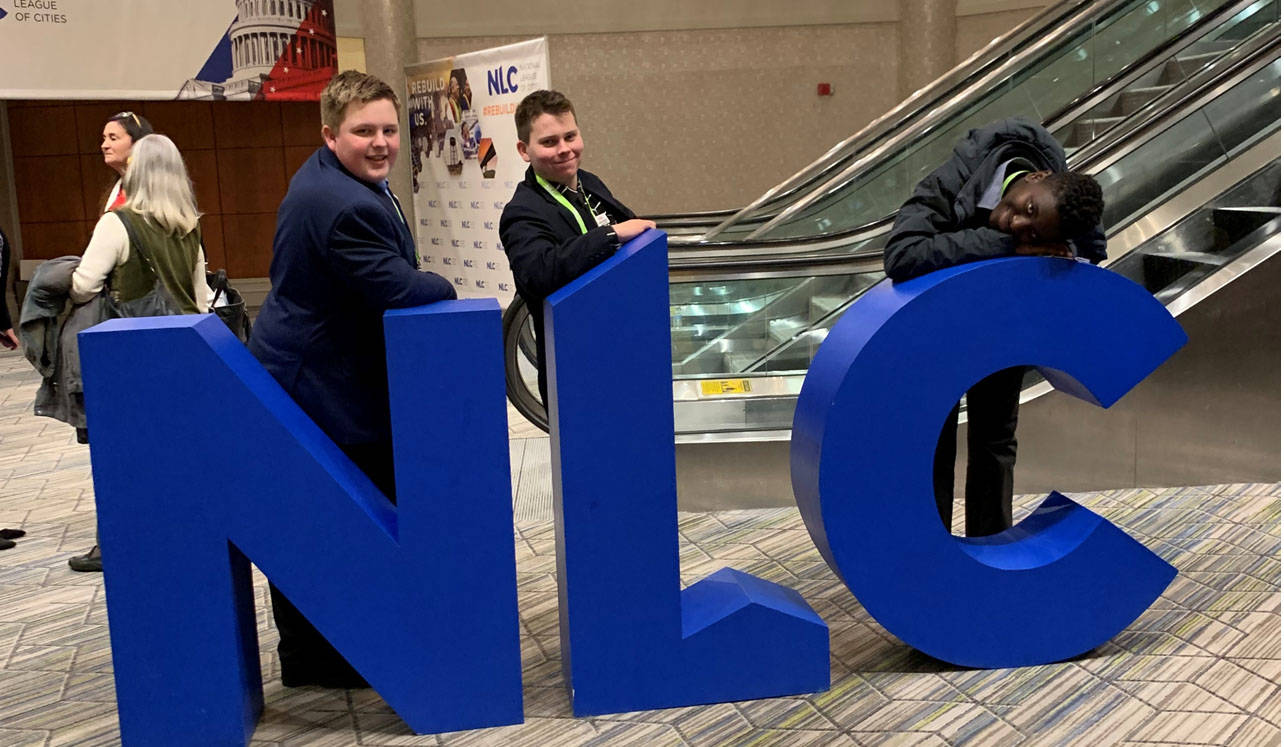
[
  {"xmin": 514, "ymin": 90, "xmax": 575, "ymax": 143},
  {"xmin": 106, "ymin": 111, "xmax": 154, "ymax": 143},
  {"xmin": 321, "ymin": 70, "xmax": 400, "ymax": 130},
  {"xmin": 1045, "ymin": 171, "xmax": 1104, "ymax": 239}
]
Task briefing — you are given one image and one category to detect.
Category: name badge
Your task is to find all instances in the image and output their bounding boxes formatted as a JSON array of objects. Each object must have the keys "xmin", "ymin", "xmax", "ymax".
[{"xmin": 594, "ymin": 213, "xmax": 611, "ymax": 228}]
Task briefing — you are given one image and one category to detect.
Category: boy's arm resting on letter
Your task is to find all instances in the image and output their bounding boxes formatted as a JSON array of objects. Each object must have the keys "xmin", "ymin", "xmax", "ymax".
[
  {"xmin": 883, "ymin": 169, "xmax": 1016, "ymax": 282},
  {"xmin": 327, "ymin": 205, "xmax": 457, "ymax": 309},
  {"xmin": 1072, "ymin": 223, "xmax": 1109, "ymax": 264},
  {"xmin": 499, "ymin": 202, "xmax": 620, "ymax": 300}
]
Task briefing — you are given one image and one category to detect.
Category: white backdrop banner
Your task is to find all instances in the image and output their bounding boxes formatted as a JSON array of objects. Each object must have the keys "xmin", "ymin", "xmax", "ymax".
[
  {"xmin": 406, "ymin": 37, "xmax": 549, "ymax": 303},
  {"xmin": 0, "ymin": 0, "xmax": 337, "ymax": 100}
]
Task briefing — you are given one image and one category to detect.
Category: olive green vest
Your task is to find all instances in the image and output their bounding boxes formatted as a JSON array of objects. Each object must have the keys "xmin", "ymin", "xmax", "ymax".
[{"xmin": 110, "ymin": 208, "xmax": 202, "ymax": 314}]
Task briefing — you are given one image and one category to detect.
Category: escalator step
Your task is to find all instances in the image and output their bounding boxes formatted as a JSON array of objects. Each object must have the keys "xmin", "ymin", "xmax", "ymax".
[
  {"xmin": 1161, "ymin": 51, "xmax": 1223, "ymax": 84},
  {"xmin": 808, "ymin": 295, "xmax": 846, "ymax": 322},
  {"xmin": 1070, "ymin": 116, "xmax": 1126, "ymax": 147},
  {"xmin": 1212, "ymin": 206, "xmax": 1282, "ymax": 244},
  {"xmin": 1116, "ymin": 85, "xmax": 1173, "ymax": 116}
]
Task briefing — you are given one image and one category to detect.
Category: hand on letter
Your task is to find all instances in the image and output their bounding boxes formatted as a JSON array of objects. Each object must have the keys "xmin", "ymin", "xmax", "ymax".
[
  {"xmin": 612, "ymin": 219, "xmax": 658, "ymax": 242},
  {"xmin": 1014, "ymin": 242, "xmax": 1073, "ymax": 258}
]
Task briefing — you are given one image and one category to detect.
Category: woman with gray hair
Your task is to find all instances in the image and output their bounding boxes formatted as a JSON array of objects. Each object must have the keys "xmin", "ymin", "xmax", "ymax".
[
  {"xmin": 67, "ymin": 133, "xmax": 212, "ymax": 572},
  {"xmin": 71, "ymin": 133, "xmax": 212, "ymax": 311}
]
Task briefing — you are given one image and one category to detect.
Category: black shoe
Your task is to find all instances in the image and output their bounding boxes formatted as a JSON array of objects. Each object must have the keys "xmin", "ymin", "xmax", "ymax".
[
  {"xmin": 0, "ymin": 529, "xmax": 24, "ymax": 540},
  {"xmin": 68, "ymin": 545, "xmax": 103, "ymax": 572},
  {"xmin": 0, "ymin": 538, "xmax": 13, "ymax": 550},
  {"xmin": 280, "ymin": 664, "xmax": 370, "ymax": 689}
]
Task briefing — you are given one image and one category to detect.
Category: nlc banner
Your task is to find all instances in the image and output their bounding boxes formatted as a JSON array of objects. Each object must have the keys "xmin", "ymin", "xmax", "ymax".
[
  {"xmin": 0, "ymin": 0, "xmax": 337, "ymax": 100},
  {"xmin": 406, "ymin": 38, "xmax": 548, "ymax": 303}
]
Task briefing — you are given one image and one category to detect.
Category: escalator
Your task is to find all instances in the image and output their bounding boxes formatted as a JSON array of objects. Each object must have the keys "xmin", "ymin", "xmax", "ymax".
[
  {"xmin": 503, "ymin": 0, "xmax": 1281, "ymax": 506},
  {"xmin": 658, "ymin": 0, "xmax": 1276, "ymax": 243}
]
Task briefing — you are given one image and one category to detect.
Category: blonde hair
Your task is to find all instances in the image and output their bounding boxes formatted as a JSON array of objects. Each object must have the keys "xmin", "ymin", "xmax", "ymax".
[
  {"xmin": 121, "ymin": 134, "xmax": 201, "ymax": 235},
  {"xmin": 321, "ymin": 70, "xmax": 399, "ymax": 130}
]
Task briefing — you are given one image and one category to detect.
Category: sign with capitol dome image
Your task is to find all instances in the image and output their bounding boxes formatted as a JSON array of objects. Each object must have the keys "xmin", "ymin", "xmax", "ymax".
[{"xmin": 0, "ymin": 0, "xmax": 337, "ymax": 100}]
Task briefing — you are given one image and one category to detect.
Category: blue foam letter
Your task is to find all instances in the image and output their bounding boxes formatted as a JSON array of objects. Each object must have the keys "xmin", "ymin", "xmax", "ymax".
[
  {"xmin": 544, "ymin": 230, "xmax": 829, "ymax": 715},
  {"xmin": 791, "ymin": 258, "xmax": 1184, "ymax": 667},
  {"xmin": 80, "ymin": 302, "xmax": 522, "ymax": 744}
]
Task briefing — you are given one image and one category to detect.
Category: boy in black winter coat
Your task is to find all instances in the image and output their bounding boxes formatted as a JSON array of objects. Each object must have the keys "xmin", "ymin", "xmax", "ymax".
[
  {"xmin": 883, "ymin": 117, "xmax": 1105, "ymax": 537},
  {"xmin": 499, "ymin": 90, "xmax": 655, "ymax": 404}
]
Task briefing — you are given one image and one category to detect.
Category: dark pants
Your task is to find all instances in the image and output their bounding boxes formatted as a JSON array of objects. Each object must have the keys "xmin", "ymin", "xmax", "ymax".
[
  {"xmin": 933, "ymin": 366, "xmax": 1024, "ymax": 537},
  {"xmin": 269, "ymin": 441, "xmax": 395, "ymax": 680}
]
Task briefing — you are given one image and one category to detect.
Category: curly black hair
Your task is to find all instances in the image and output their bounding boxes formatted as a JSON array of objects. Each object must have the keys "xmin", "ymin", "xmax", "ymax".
[{"xmin": 1044, "ymin": 171, "xmax": 1104, "ymax": 239}]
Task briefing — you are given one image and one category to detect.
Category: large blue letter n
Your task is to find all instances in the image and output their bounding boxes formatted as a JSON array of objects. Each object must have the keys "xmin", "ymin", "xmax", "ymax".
[{"xmin": 79, "ymin": 302, "xmax": 523, "ymax": 745}]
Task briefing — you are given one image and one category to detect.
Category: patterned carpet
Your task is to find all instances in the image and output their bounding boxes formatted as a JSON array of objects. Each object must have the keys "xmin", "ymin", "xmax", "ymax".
[{"xmin": 0, "ymin": 348, "xmax": 1277, "ymax": 746}]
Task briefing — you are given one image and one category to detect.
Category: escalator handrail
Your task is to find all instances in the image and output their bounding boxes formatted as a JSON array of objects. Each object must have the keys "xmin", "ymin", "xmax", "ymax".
[{"xmin": 739, "ymin": 0, "xmax": 1262, "ymax": 242}]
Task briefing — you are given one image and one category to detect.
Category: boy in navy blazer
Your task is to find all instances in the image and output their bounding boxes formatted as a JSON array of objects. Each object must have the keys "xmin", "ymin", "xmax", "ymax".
[{"xmin": 250, "ymin": 71, "xmax": 456, "ymax": 689}]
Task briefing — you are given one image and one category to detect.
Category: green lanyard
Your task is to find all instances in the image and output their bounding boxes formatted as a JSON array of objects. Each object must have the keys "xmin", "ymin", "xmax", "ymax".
[
  {"xmin": 536, "ymin": 173, "xmax": 591, "ymax": 235},
  {"xmin": 1001, "ymin": 169, "xmax": 1030, "ymax": 195}
]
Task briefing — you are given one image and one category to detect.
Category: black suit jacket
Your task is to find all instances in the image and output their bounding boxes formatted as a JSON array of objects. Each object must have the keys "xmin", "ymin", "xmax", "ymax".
[{"xmin": 499, "ymin": 166, "xmax": 635, "ymax": 400}]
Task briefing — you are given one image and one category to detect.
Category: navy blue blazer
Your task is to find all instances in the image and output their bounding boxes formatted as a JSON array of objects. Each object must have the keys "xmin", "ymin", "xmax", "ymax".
[{"xmin": 250, "ymin": 146, "xmax": 456, "ymax": 445}]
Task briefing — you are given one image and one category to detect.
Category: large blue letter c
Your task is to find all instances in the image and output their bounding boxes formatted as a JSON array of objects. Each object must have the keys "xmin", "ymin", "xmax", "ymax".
[{"xmin": 791, "ymin": 257, "xmax": 1185, "ymax": 668}]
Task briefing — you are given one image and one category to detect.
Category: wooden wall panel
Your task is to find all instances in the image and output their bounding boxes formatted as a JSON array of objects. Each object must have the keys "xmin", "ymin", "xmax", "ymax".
[
  {"xmin": 19, "ymin": 221, "xmax": 88, "ymax": 261},
  {"xmin": 200, "ymin": 216, "xmax": 227, "ymax": 272},
  {"xmin": 213, "ymin": 104, "xmax": 284, "ymax": 149},
  {"xmin": 143, "ymin": 101, "xmax": 217, "ymax": 151},
  {"xmin": 216, "ymin": 148, "xmax": 287, "ymax": 215},
  {"xmin": 78, "ymin": 154, "xmax": 117, "ymax": 219},
  {"xmin": 220, "ymin": 213, "xmax": 278, "ymax": 278},
  {"xmin": 184, "ymin": 150, "xmax": 222, "ymax": 215},
  {"xmin": 281, "ymin": 103, "xmax": 321, "ymax": 146},
  {"xmin": 283, "ymin": 145, "xmax": 316, "ymax": 183},
  {"xmin": 13, "ymin": 155, "xmax": 85, "ymax": 224},
  {"xmin": 9, "ymin": 105, "xmax": 78, "ymax": 157}
]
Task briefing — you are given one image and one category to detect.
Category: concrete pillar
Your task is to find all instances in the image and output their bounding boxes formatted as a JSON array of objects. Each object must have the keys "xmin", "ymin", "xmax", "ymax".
[
  {"xmin": 359, "ymin": 0, "xmax": 418, "ymax": 229},
  {"xmin": 899, "ymin": 0, "xmax": 958, "ymax": 101}
]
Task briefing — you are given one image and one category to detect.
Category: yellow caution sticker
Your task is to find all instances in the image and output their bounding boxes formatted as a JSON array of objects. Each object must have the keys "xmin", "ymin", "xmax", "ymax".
[{"xmin": 700, "ymin": 379, "xmax": 752, "ymax": 396}]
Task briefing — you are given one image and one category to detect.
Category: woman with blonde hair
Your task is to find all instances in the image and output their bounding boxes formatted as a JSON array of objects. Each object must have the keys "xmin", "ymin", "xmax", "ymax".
[
  {"xmin": 71, "ymin": 133, "xmax": 212, "ymax": 312},
  {"xmin": 67, "ymin": 133, "xmax": 212, "ymax": 572}
]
